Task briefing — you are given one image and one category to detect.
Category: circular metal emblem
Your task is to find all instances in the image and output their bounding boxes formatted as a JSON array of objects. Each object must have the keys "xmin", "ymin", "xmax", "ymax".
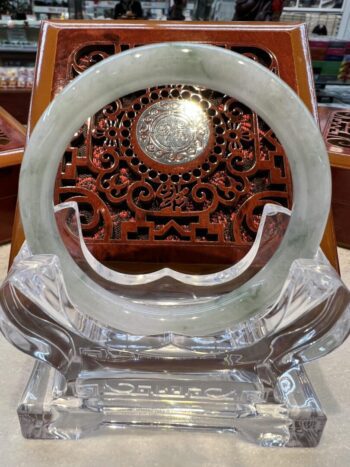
[{"xmin": 136, "ymin": 99, "xmax": 210, "ymax": 165}]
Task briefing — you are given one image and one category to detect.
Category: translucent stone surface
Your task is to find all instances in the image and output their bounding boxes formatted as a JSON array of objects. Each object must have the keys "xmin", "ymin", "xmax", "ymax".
[{"xmin": 18, "ymin": 43, "xmax": 331, "ymax": 335}]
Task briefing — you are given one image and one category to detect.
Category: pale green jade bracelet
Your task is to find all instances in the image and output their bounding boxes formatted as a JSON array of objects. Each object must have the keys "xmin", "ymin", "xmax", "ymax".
[{"xmin": 19, "ymin": 43, "xmax": 331, "ymax": 336}]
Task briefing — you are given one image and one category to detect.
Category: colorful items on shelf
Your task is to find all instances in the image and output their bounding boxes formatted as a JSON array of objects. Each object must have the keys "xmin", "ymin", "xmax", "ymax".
[
  {"xmin": 310, "ymin": 38, "xmax": 350, "ymax": 81},
  {"xmin": 338, "ymin": 55, "xmax": 350, "ymax": 82},
  {"xmin": 0, "ymin": 66, "xmax": 34, "ymax": 89}
]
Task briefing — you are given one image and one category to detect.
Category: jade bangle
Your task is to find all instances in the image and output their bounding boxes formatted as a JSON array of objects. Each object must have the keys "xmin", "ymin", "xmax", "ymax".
[{"xmin": 19, "ymin": 43, "xmax": 331, "ymax": 336}]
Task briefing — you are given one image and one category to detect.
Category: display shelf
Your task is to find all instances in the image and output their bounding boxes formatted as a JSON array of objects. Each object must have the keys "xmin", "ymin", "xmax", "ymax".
[
  {"xmin": 83, "ymin": 0, "xmax": 194, "ymax": 20},
  {"xmin": 281, "ymin": 11, "xmax": 342, "ymax": 37},
  {"xmin": 309, "ymin": 36, "xmax": 350, "ymax": 94},
  {"xmin": 282, "ymin": 0, "xmax": 350, "ymax": 39},
  {"xmin": 0, "ymin": 20, "xmax": 37, "ymax": 122},
  {"xmin": 0, "ymin": 66, "xmax": 34, "ymax": 88},
  {"xmin": 315, "ymin": 78, "xmax": 350, "ymax": 87},
  {"xmin": 0, "ymin": 20, "xmax": 39, "ymax": 66},
  {"xmin": 0, "ymin": 20, "xmax": 40, "ymax": 25},
  {"xmin": 32, "ymin": 6, "xmax": 68, "ymax": 15},
  {"xmin": 284, "ymin": 0, "xmax": 344, "ymax": 12},
  {"xmin": 0, "ymin": 15, "xmax": 348, "ymax": 124}
]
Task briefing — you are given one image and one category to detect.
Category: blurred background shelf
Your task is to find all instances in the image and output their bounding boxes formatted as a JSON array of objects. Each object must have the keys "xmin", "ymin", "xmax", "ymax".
[{"xmin": 0, "ymin": 0, "xmax": 349, "ymax": 121}]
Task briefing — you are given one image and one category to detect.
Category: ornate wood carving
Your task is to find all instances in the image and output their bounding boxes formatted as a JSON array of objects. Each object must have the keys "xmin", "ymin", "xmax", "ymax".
[
  {"xmin": 8, "ymin": 21, "xmax": 339, "ymax": 271},
  {"xmin": 54, "ymin": 41, "xmax": 291, "ymax": 266},
  {"xmin": 325, "ymin": 110, "xmax": 350, "ymax": 149},
  {"xmin": 319, "ymin": 106, "xmax": 350, "ymax": 249}
]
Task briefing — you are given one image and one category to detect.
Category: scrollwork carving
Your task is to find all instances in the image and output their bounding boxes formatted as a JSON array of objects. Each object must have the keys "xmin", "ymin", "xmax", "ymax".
[
  {"xmin": 54, "ymin": 42, "xmax": 292, "ymax": 265},
  {"xmin": 326, "ymin": 110, "xmax": 350, "ymax": 148}
]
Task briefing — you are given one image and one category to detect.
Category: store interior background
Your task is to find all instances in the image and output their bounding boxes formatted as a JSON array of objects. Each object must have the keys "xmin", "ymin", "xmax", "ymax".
[
  {"xmin": 0, "ymin": 1, "xmax": 349, "ymax": 464},
  {"xmin": 0, "ymin": 1, "xmax": 350, "ymax": 125},
  {"xmin": 1, "ymin": 1, "xmax": 350, "ymax": 342}
]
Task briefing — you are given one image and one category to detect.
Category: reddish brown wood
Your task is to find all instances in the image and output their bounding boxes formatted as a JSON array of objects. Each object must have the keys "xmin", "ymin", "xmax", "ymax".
[
  {"xmin": 55, "ymin": 28, "xmax": 294, "ymax": 267},
  {"xmin": 9, "ymin": 21, "xmax": 339, "ymax": 271},
  {"xmin": 57, "ymin": 82, "xmax": 292, "ymax": 265},
  {"xmin": 0, "ymin": 106, "xmax": 25, "ymax": 244},
  {"xmin": 0, "ymin": 89, "xmax": 31, "ymax": 125},
  {"xmin": 319, "ymin": 106, "xmax": 350, "ymax": 249}
]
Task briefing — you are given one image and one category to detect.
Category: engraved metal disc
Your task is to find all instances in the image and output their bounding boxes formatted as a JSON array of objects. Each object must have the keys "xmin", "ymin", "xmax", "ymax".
[{"xmin": 136, "ymin": 99, "xmax": 210, "ymax": 165}]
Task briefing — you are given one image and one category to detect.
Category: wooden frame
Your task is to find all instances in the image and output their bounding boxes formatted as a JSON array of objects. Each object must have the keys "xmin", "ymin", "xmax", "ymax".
[{"xmin": 8, "ymin": 20, "xmax": 339, "ymax": 271}]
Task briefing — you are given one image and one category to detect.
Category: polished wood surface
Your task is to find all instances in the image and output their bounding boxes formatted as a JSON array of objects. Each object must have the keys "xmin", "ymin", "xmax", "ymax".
[
  {"xmin": 319, "ymin": 105, "xmax": 350, "ymax": 249},
  {"xmin": 0, "ymin": 106, "xmax": 25, "ymax": 245},
  {"xmin": 318, "ymin": 106, "xmax": 350, "ymax": 169},
  {"xmin": 0, "ymin": 105, "xmax": 26, "ymax": 155},
  {"xmin": 0, "ymin": 89, "xmax": 31, "ymax": 125},
  {"xmin": 9, "ymin": 21, "xmax": 339, "ymax": 271}
]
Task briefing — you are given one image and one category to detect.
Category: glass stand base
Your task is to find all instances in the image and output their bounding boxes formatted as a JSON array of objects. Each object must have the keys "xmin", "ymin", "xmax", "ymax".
[
  {"xmin": 18, "ymin": 360, "xmax": 326, "ymax": 447},
  {"xmin": 2, "ymin": 211, "xmax": 347, "ymax": 447}
]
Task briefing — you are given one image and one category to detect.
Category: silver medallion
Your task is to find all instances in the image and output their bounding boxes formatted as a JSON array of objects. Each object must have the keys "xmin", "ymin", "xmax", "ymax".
[{"xmin": 136, "ymin": 99, "xmax": 210, "ymax": 165}]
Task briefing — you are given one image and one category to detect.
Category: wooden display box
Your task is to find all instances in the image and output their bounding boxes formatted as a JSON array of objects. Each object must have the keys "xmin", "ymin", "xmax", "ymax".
[
  {"xmin": 9, "ymin": 20, "xmax": 339, "ymax": 271},
  {"xmin": 0, "ymin": 89, "xmax": 31, "ymax": 125},
  {"xmin": 319, "ymin": 105, "xmax": 350, "ymax": 249},
  {"xmin": 0, "ymin": 106, "xmax": 25, "ymax": 244}
]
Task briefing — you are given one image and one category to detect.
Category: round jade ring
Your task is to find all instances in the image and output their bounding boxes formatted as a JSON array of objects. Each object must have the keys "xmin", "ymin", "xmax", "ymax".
[{"xmin": 19, "ymin": 43, "xmax": 331, "ymax": 336}]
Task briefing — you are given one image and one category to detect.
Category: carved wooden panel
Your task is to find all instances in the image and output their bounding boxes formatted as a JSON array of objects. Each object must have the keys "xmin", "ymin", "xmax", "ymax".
[
  {"xmin": 324, "ymin": 110, "xmax": 350, "ymax": 150},
  {"xmin": 10, "ymin": 21, "xmax": 339, "ymax": 271},
  {"xmin": 54, "ymin": 40, "xmax": 291, "ymax": 266},
  {"xmin": 319, "ymin": 106, "xmax": 350, "ymax": 249}
]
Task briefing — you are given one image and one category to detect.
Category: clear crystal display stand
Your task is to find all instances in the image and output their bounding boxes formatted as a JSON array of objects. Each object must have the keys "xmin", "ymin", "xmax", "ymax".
[
  {"xmin": 1, "ymin": 203, "xmax": 349, "ymax": 445},
  {"xmin": 0, "ymin": 42, "xmax": 349, "ymax": 446}
]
